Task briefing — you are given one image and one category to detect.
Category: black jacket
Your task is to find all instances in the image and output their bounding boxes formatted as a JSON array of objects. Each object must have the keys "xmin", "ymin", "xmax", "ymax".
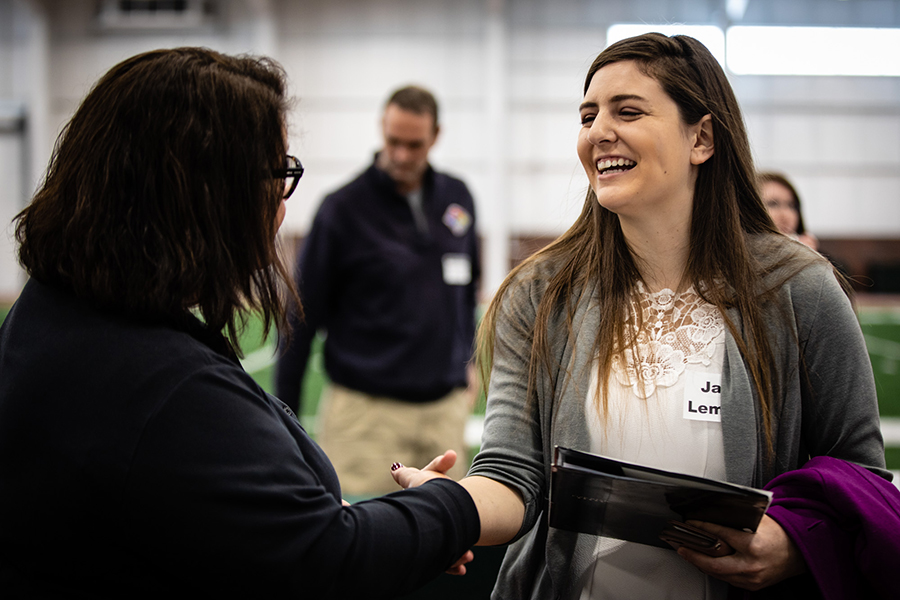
[{"xmin": 0, "ymin": 278, "xmax": 479, "ymax": 598}]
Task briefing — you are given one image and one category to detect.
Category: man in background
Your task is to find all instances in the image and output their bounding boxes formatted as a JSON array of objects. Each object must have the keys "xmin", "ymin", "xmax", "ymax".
[{"xmin": 276, "ymin": 85, "xmax": 479, "ymax": 497}]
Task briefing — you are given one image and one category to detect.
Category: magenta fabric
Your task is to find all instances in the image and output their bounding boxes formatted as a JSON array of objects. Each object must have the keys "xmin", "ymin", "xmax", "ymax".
[{"xmin": 763, "ymin": 456, "xmax": 900, "ymax": 599}]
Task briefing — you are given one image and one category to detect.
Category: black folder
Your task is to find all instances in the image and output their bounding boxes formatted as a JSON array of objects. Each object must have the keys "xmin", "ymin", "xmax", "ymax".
[{"xmin": 549, "ymin": 446, "xmax": 772, "ymax": 550}]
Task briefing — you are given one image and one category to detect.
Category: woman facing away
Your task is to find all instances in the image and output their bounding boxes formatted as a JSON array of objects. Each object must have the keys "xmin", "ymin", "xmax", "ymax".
[
  {"xmin": 395, "ymin": 33, "xmax": 889, "ymax": 599},
  {"xmin": 758, "ymin": 171, "xmax": 819, "ymax": 251},
  {"xmin": 0, "ymin": 47, "xmax": 479, "ymax": 598}
]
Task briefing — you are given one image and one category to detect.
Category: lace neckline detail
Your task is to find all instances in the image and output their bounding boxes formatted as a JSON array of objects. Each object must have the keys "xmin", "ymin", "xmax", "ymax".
[{"xmin": 611, "ymin": 282, "xmax": 724, "ymax": 399}]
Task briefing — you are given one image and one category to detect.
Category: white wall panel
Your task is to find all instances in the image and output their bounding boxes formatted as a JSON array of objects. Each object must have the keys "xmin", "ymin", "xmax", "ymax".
[
  {"xmin": 507, "ymin": 111, "xmax": 579, "ymax": 163},
  {"xmin": 280, "ymin": 36, "xmax": 486, "ymax": 99},
  {"xmin": 816, "ymin": 116, "xmax": 900, "ymax": 165},
  {"xmin": 288, "ymin": 111, "xmax": 381, "ymax": 163},
  {"xmin": 509, "ymin": 168, "xmax": 587, "ymax": 232},
  {"xmin": 0, "ymin": 2, "xmax": 12, "ymax": 98},
  {"xmin": 802, "ymin": 177, "xmax": 900, "ymax": 236},
  {"xmin": 279, "ymin": 0, "xmax": 485, "ymax": 36},
  {"xmin": 0, "ymin": 0, "xmax": 18, "ymax": 300},
  {"xmin": 0, "ymin": 134, "xmax": 23, "ymax": 299},
  {"xmin": 748, "ymin": 113, "xmax": 900, "ymax": 166},
  {"xmin": 510, "ymin": 28, "xmax": 606, "ymax": 65}
]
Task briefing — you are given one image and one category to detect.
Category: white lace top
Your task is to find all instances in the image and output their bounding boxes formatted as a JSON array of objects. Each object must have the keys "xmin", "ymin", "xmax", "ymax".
[{"xmin": 581, "ymin": 283, "xmax": 729, "ymax": 600}]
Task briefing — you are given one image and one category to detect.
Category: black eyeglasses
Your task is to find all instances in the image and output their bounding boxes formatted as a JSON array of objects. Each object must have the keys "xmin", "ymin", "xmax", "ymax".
[{"xmin": 272, "ymin": 155, "xmax": 304, "ymax": 200}]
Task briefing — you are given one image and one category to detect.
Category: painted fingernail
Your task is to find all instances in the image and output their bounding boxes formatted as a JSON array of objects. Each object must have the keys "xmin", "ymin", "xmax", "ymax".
[{"xmin": 391, "ymin": 462, "xmax": 404, "ymax": 471}]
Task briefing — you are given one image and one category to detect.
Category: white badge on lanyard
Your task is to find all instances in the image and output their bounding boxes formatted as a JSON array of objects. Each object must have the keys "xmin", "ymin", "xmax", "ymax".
[
  {"xmin": 442, "ymin": 253, "xmax": 472, "ymax": 286},
  {"xmin": 683, "ymin": 371, "xmax": 722, "ymax": 422}
]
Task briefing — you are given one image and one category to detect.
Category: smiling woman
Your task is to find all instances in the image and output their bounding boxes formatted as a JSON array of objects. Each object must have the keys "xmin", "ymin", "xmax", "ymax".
[
  {"xmin": 576, "ymin": 60, "xmax": 714, "ymax": 258},
  {"xmin": 393, "ymin": 32, "xmax": 891, "ymax": 600}
]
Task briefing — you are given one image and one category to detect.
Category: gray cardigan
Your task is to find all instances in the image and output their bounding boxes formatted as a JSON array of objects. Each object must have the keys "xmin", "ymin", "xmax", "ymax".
[{"xmin": 468, "ymin": 235, "xmax": 887, "ymax": 600}]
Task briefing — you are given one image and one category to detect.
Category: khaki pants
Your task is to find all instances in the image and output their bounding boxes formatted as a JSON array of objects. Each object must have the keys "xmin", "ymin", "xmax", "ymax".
[{"xmin": 317, "ymin": 383, "xmax": 470, "ymax": 498}]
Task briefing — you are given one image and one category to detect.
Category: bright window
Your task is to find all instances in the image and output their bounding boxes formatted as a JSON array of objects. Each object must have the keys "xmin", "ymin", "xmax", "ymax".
[
  {"xmin": 607, "ymin": 24, "xmax": 900, "ymax": 77},
  {"xmin": 727, "ymin": 26, "xmax": 900, "ymax": 76}
]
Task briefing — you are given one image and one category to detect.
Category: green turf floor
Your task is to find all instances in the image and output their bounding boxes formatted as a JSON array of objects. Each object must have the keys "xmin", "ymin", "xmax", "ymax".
[{"xmin": 859, "ymin": 313, "xmax": 900, "ymax": 418}]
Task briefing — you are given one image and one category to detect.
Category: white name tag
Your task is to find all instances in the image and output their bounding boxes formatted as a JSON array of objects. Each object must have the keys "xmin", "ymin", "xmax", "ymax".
[
  {"xmin": 442, "ymin": 254, "xmax": 472, "ymax": 286},
  {"xmin": 683, "ymin": 372, "xmax": 722, "ymax": 422}
]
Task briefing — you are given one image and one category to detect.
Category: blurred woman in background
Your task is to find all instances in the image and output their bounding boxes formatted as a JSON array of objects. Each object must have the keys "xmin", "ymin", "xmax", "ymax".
[{"xmin": 759, "ymin": 171, "xmax": 819, "ymax": 250}]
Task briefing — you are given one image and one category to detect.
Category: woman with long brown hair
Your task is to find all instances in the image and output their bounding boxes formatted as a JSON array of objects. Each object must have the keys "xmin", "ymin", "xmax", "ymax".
[
  {"xmin": 395, "ymin": 33, "xmax": 888, "ymax": 599},
  {"xmin": 0, "ymin": 47, "xmax": 479, "ymax": 598}
]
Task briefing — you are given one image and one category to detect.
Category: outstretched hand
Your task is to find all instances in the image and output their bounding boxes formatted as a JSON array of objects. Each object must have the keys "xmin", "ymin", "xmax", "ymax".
[
  {"xmin": 389, "ymin": 450, "xmax": 474, "ymax": 576},
  {"xmin": 673, "ymin": 514, "xmax": 806, "ymax": 590},
  {"xmin": 390, "ymin": 449, "xmax": 460, "ymax": 489}
]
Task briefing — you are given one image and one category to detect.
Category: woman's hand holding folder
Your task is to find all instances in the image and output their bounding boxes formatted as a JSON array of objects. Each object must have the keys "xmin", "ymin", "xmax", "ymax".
[{"xmin": 671, "ymin": 515, "xmax": 806, "ymax": 591}]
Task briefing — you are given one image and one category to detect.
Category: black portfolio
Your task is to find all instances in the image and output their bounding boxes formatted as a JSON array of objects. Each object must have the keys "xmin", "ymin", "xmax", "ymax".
[{"xmin": 549, "ymin": 446, "xmax": 772, "ymax": 551}]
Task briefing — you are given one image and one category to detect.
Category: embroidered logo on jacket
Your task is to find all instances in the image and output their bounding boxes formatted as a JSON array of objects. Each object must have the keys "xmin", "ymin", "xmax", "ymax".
[{"xmin": 442, "ymin": 203, "xmax": 472, "ymax": 237}]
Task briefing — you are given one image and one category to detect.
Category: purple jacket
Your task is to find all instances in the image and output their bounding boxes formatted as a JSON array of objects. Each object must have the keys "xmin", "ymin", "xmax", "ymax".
[{"xmin": 760, "ymin": 456, "xmax": 900, "ymax": 599}]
